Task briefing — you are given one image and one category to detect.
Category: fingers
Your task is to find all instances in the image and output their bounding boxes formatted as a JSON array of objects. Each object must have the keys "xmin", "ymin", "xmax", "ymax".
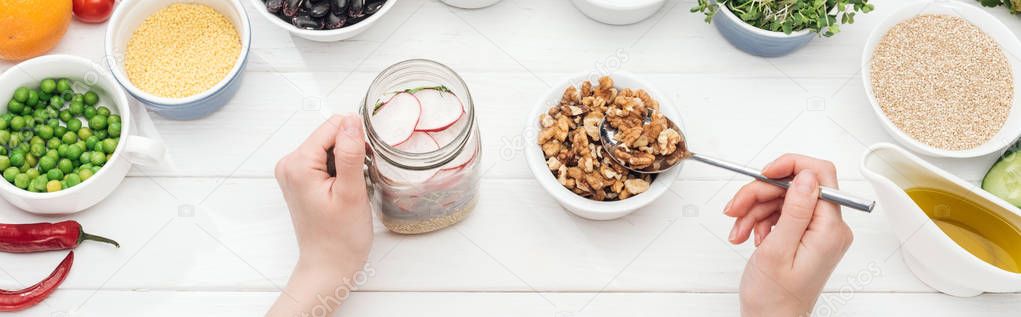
[
  {"xmin": 728, "ymin": 198, "xmax": 782, "ymax": 244},
  {"xmin": 331, "ymin": 114, "xmax": 368, "ymax": 202},
  {"xmin": 753, "ymin": 213, "xmax": 780, "ymax": 246},
  {"xmin": 767, "ymin": 170, "xmax": 821, "ymax": 258},
  {"xmin": 298, "ymin": 115, "xmax": 345, "ymax": 155},
  {"xmin": 724, "ymin": 181, "xmax": 785, "ymax": 218},
  {"xmin": 761, "ymin": 154, "xmax": 838, "ymax": 187}
]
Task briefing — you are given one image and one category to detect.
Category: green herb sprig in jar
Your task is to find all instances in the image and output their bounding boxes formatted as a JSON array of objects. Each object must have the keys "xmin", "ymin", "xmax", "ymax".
[{"xmin": 691, "ymin": 0, "xmax": 875, "ymax": 36}]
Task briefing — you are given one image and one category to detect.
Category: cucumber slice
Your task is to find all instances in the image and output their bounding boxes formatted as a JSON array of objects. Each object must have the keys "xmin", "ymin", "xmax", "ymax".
[{"xmin": 982, "ymin": 145, "xmax": 1021, "ymax": 207}]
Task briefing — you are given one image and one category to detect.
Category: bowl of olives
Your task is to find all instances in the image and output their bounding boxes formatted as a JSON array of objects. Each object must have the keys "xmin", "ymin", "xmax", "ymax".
[{"xmin": 250, "ymin": 0, "xmax": 395, "ymax": 42}]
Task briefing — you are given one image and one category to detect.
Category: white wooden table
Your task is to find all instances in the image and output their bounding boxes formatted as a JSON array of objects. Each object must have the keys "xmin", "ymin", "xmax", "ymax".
[{"xmin": 1, "ymin": 0, "xmax": 1020, "ymax": 315}]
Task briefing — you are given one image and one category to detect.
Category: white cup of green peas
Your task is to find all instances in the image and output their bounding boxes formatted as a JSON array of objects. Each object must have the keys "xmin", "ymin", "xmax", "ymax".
[{"xmin": 0, "ymin": 55, "xmax": 165, "ymax": 214}]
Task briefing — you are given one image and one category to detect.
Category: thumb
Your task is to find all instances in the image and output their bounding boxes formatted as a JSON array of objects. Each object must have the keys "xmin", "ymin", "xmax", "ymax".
[
  {"xmin": 767, "ymin": 170, "xmax": 820, "ymax": 258},
  {"xmin": 331, "ymin": 114, "xmax": 367, "ymax": 200}
]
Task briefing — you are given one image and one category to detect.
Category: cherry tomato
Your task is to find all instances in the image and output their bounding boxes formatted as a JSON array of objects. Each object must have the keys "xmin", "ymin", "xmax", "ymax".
[{"xmin": 73, "ymin": 0, "xmax": 115, "ymax": 24}]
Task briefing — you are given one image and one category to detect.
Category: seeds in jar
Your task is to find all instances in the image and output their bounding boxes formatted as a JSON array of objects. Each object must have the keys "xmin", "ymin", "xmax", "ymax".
[
  {"xmin": 124, "ymin": 3, "xmax": 241, "ymax": 99},
  {"xmin": 537, "ymin": 76, "xmax": 677, "ymax": 201},
  {"xmin": 869, "ymin": 14, "xmax": 1014, "ymax": 151}
]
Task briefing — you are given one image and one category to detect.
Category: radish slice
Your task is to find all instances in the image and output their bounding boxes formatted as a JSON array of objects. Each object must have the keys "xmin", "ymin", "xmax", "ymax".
[
  {"xmin": 414, "ymin": 88, "xmax": 464, "ymax": 132},
  {"xmin": 375, "ymin": 132, "xmax": 439, "ymax": 183},
  {"xmin": 426, "ymin": 116, "xmax": 477, "ymax": 170},
  {"xmin": 371, "ymin": 92, "xmax": 421, "ymax": 146}
]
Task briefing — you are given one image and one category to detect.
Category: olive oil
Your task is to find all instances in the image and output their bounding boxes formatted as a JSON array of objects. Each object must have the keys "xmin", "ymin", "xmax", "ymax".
[{"xmin": 906, "ymin": 188, "xmax": 1021, "ymax": 273}]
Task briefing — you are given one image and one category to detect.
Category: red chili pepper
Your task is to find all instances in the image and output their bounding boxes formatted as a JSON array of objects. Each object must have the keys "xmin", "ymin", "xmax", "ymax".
[
  {"xmin": 0, "ymin": 221, "xmax": 119, "ymax": 253},
  {"xmin": 0, "ymin": 251, "xmax": 74, "ymax": 312}
]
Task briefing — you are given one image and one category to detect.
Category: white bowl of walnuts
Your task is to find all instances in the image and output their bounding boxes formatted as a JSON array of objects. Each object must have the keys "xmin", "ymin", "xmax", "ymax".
[{"xmin": 525, "ymin": 73, "xmax": 683, "ymax": 220}]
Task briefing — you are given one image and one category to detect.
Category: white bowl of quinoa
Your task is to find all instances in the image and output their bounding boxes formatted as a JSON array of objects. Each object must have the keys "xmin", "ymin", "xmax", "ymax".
[
  {"xmin": 862, "ymin": 0, "xmax": 1021, "ymax": 158},
  {"xmin": 105, "ymin": 0, "xmax": 251, "ymax": 120}
]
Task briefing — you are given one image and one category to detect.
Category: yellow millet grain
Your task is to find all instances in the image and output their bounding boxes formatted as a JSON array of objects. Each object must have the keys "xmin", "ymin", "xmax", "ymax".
[{"xmin": 125, "ymin": 3, "xmax": 241, "ymax": 99}]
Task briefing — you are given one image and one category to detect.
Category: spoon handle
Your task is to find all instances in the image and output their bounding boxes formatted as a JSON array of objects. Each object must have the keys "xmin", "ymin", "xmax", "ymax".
[{"xmin": 689, "ymin": 153, "xmax": 875, "ymax": 212}]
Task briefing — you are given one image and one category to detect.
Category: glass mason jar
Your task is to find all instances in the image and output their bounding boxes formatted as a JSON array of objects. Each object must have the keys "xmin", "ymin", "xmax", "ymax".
[{"xmin": 360, "ymin": 59, "xmax": 481, "ymax": 234}]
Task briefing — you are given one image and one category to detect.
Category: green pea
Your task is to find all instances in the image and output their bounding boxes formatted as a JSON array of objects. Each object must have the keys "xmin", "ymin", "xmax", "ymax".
[
  {"xmin": 22, "ymin": 117, "xmax": 34, "ymax": 129},
  {"xmin": 49, "ymin": 96, "xmax": 63, "ymax": 110},
  {"xmin": 8, "ymin": 135, "xmax": 21, "ymax": 148},
  {"xmin": 94, "ymin": 130, "xmax": 107, "ymax": 140},
  {"xmin": 69, "ymin": 100, "xmax": 83, "ymax": 112},
  {"xmin": 96, "ymin": 106, "xmax": 110, "ymax": 117},
  {"xmin": 66, "ymin": 144, "xmax": 82, "ymax": 161},
  {"xmin": 101, "ymin": 139, "xmax": 118, "ymax": 154},
  {"xmin": 45, "ymin": 150, "xmax": 57, "ymax": 161},
  {"xmin": 78, "ymin": 151, "xmax": 90, "ymax": 163},
  {"xmin": 61, "ymin": 91, "xmax": 74, "ymax": 102},
  {"xmin": 0, "ymin": 119, "xmax": 7, "ymax": 130},
  {"xmin": 13, "ymin": 87, "xmax": 28, "ymax": 103},
  {"xmin": 13, "ymin": 173, "xmax": 28, "ymax": 189},
  {"xmin": 85, "ymin": 135, "xmax": 99, "ymax": 150},
  {"xmin": 2, "ymin": 113, "xmax": 12, "ymax": 121},
  {"xmin": 8, "ymin": 100, "xmax": 24, "ymax": 114},
  {"xmin": 46, "ymin": 180, "xmax": 61, "ymax": 192},
  {"xmin": 25, "ymin": 168, "xmax": 39, "ymax": 180},
  {"xmin": 40, "ymin": 79, "xmax": 56, "ymax": 94},
  {"xmin": 65, "ymin": 173, "xmax": 80, "ymax": 187},
  {"xmin": 78, "ymin": 127, "xmax": 92, "ymax": 140},
  {"xmin": 61, "ymin": 131, "xmax": 77, "ymax": 144},
  {"xmin": 83, "ymin": 107, "xmax": 97, "ymax": 119},
  {"xmin": 90, "ymin": 152, "xmax": 106, "ymax": 165},
  {"xmin": 107, "ymin": 122, "xmax": 121, "ymax": 137},
  {"xmin": 24, "ymin": 154, "xmax": 36, "ymax": 168},
  {"xmin": 78, "ymin": 168, "xmax": 93, "ymax": 181},
  {"xmin": 9, "ymin": 116, "xmax": 24, "ymax": 130},
  {"xmin": 58, "ymin": 110, "xmax": 72, "ymax": 123},
  {"xmin": 108, "ymin": 115, "xmax": 121, "ymax": 124},
  {"xmin": 10, "ymin": 153, "xmax": 24, "ymax": 167},
  {"xmin": 3, "ymin": 167, "xmax": 18, "ymax": 182},
  {"xmin": 56, "ymin": 144, "xmax": 68, "ymax": 158},
  {"xmin": 29, "ymin": 136, "xmax": 43, "ymax": 146},
  {"xmin": 58, "ymin": 158, "xmax": 72, "ymax": 174},
  {"xmin": 0, "ymin": 156, "xmax": 9, "ymax": 171},
  {"xmin": 68, "ymin": 102, "xmax": 83, "ymax": 115},
  {"xmin": 46, "ymin": 118, "xmax": 59, "ymax": 128},
  {"xmin": 26, "ymin": 90, "xmax": 39, "ymax": 107},
  {"xmin": 36, "ymin": 125, "xmax": 53, "ymax": 139},
  {"xmin": 38, "ymin": 156, "xmax": 55, "ymax": 171},
  {"xmin": 66, "ymin": 118, "xmax": 82, "ymax": 132},
  {"xmin": 30, "ymin": 176, "xmax": 46, "ymax": 192},
  {"xmin": 0, "ymin": 131, "xmax": 9, "ymax": 145},
  {"xmin": 56, "ymin": 79, "xmax": 71, "ymax": 93},
  {"xmin": 0, "ymin": 148, "xmax": 6, "ymax": 156},
  {"xmin": 79, "ymin": 163, "xmax": 93, "ymax": 171},
  {"xmin": 84, "ymin": 91, "xmax": 99, "ymax": 106},
  {"xmin": 29, "ymin": 143, "xmax": 44, "ymax": 157},
  {"xmin": 54, "ymin": 126, "xmax": 67, "ymax": 139},
  {"xmin": 71, "ymin": 95, "xmax": 83, "ymax": 104},
  {"xmin": 46, "ymin": 169, "xmax": 62, "ymax": 181},
  {"xmin": 46, "ymin": 138, "xmax": 60, "ymax": 150}
]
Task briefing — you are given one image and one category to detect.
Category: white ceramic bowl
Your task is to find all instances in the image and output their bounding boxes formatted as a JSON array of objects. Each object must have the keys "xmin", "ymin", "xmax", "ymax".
[
  {"xmin": 571, "ymin": 0, "xmax": 664, "ymax": 25},
  {"xmin": 525, "ymin": 72, "xmax": 682, "ymax": 220},
  {"xmin": 440, "ymin": 0, "xmax": 502, "ymax": 9},
  {"xmin": 0, "ymin": 55, "xmax": 165, "ymax": 214},
  {"xmin": 106, "ymin": 0, "xmax": 252, "ymax": 120},
  {"xmin": 861, "ymin": 0, "xmax": 1021, "ymax": 158},
  {"xmin": 247, "ymin": 0, "xmax": 397, "ymax": 42}
]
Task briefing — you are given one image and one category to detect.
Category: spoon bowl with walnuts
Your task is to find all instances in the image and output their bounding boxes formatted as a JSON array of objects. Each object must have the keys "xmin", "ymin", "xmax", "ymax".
[{"xmin": 597, "ymin": 103, "xmax": 875, "ymax": 212}]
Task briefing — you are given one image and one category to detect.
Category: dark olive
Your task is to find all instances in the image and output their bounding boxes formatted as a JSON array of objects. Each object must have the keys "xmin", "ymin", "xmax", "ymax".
[
  {"xmin": 324, "ymin": 12, "xmax": 347, "ymax": 29},
  {"xmin": 365, "ymin": 1, "xmax": 384, "ymax": 15},
  {"xmin": 330, "ymin": 0, "xmax": 348, "ymax": 16},
  {"xmin": 292, "ymin": 14, "xmax": 324, "ymax": 30},
  {"xmin": 348, "ymin": 0, "xmax": 365, "ymax": 18},
  {"xmin": 283, "ymin": 0, "xmax": 302, "ymax": 17},
  {"xmin": 311, "ymin": 1, "xmax": 331, "ymax": 18},
  {"xmin": 302, "ymin": 0, "xmax": 315, "ymax": 11},
  {"xmin": 266, "ymin": 0, "xmax": 284, "ymax": 13}
]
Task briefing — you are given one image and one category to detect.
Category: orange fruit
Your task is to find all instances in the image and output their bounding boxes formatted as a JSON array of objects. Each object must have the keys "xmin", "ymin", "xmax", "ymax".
[{"xmin": 0, "ymin": 0, "xmax": 72, "ymax": 61}]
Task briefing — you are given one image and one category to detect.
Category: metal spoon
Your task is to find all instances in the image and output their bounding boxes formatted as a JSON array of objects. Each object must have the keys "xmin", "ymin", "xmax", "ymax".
[{"xmin": 599, "ymin": 117, "xmax": 875, "ymax": 212}]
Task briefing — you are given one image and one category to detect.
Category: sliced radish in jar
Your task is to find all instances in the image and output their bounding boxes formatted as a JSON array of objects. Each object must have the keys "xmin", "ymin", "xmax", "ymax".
[
  {"xmin": 426, "ymin": 115, "xmax": 478, "ymax": 170},
  {"xmin": 414, "ymin": 88, "xmax": 464, "ymax": 132},
  {"xmin": 375, "ymin": 132, "xmax": 439, "ymax": 183},
  {"xmin": 371, "ymin": 92, "xmax": 421, "ymax": 146}
]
